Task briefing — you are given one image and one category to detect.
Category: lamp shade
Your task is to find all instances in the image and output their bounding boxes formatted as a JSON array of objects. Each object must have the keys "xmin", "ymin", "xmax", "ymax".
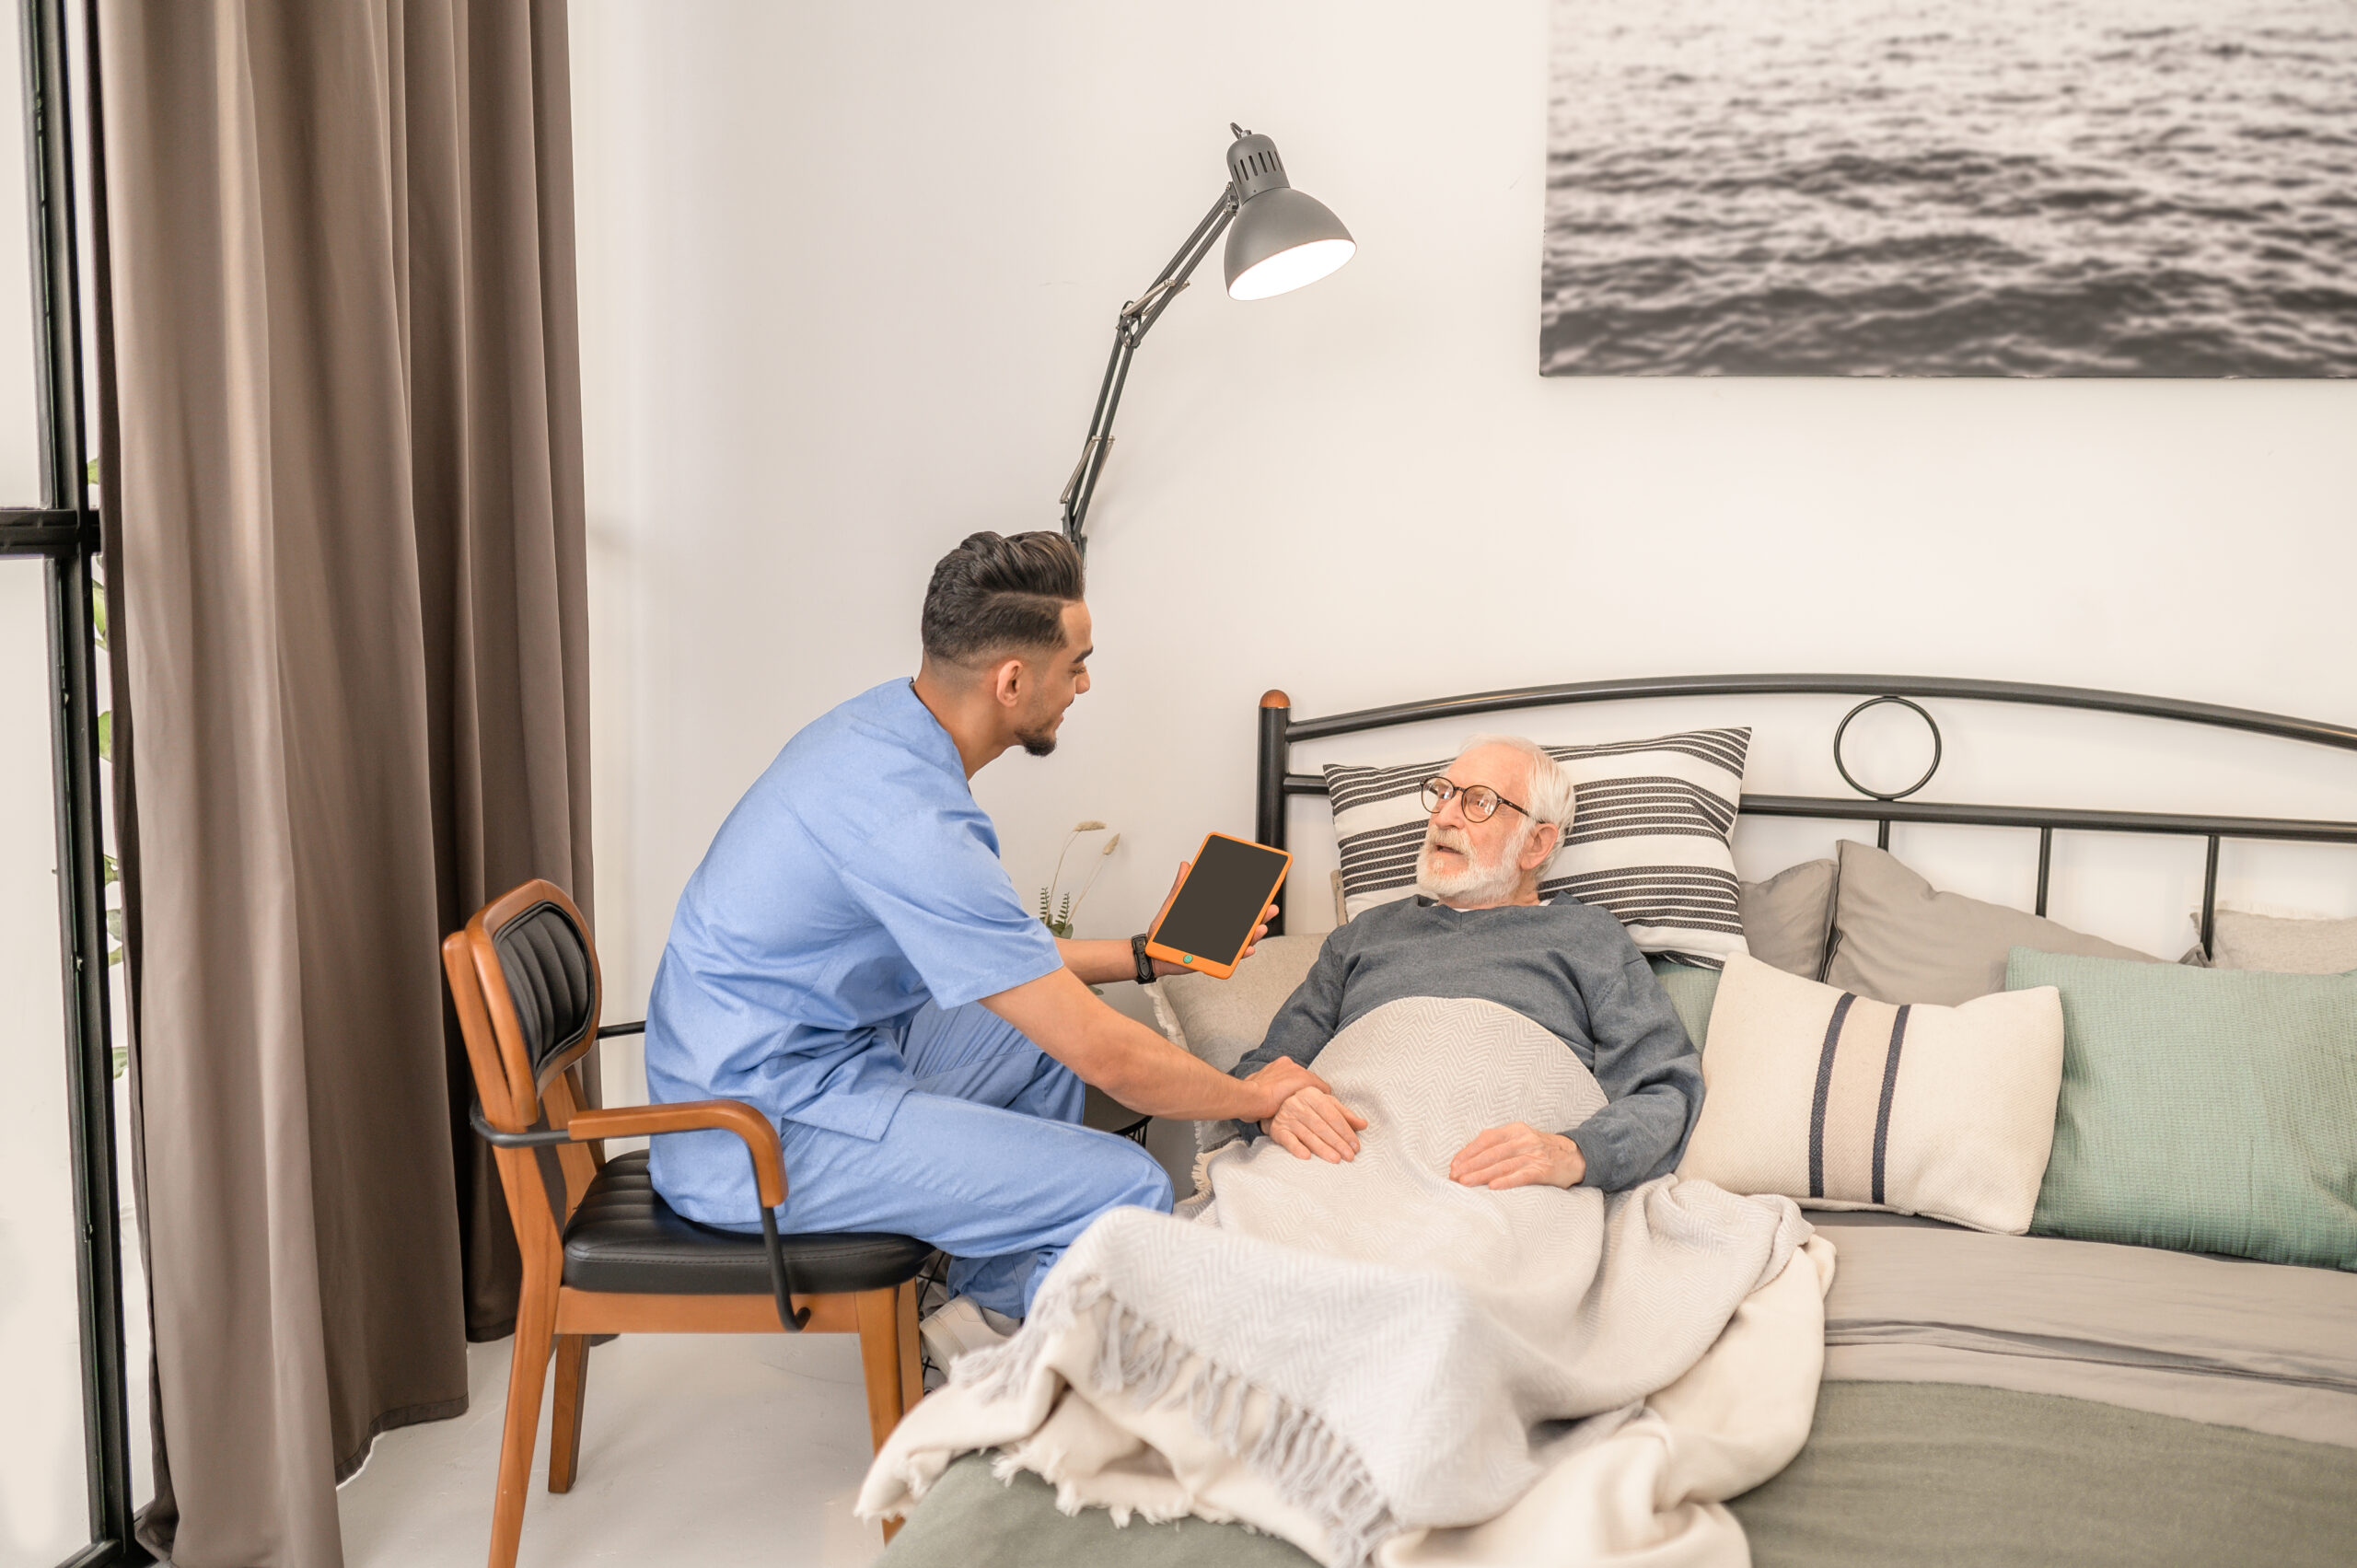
[{"xmin": 1221, "ymin": 130, "xmax": 1354, "ymax": 301}]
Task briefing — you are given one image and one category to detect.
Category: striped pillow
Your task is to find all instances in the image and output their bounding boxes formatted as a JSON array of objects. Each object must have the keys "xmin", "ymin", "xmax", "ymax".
[
  {"xmin": 1678, "ymin": 954, "xmax": 2065, "ymax": 1234},
  {"xmin": 1323, "ymin": 726, "xmax": 1751, "ymax": 968}
]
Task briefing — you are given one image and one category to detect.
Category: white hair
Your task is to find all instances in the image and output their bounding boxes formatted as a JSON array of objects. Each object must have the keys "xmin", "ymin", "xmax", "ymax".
[{"xmin": 1457, "ymin": 733, "xmax": 1576, "ymax": 872}]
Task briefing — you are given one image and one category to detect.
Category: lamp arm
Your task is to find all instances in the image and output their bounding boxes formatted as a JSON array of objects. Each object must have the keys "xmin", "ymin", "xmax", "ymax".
[{"xmin": 1059, "ymin": 182, "xmax": 1241, "ymax": 550}]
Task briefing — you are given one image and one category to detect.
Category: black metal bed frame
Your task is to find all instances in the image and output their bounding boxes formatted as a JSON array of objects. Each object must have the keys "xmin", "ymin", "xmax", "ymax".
[{"xmin": 1252, "ymin": 675, "xmax": 2357, "ymax": 948}]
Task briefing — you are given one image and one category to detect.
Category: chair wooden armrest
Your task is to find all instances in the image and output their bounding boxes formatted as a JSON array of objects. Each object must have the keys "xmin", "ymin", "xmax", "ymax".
[
  {"xmin": 568, "ymin": 1100, "xmax": 786, "ymax": 1208},
  {"xmin": 468, "ymin": 1096, "xmax": 807, "ymax": 1330}
]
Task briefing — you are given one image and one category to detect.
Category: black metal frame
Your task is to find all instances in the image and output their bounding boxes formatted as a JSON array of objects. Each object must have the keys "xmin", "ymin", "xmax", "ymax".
[
  {"xmin": 1, "ymin": 1, "xmax": 137, "ymax": 1563},
  {"xmin": 1253, "ymin": 674, "xmax": 2357, "ymax": 950}
]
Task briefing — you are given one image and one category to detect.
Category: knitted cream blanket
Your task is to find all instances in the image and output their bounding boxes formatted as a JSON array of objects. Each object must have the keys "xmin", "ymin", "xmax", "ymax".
[{"xmin": 860, "ymin": 996, "xmax": 1832, "ymax": 1568}]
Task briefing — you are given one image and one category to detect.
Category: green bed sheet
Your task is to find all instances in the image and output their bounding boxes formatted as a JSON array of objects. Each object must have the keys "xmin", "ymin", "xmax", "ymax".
[{"xmin": 878, "ymin": 1381, "xmax": 2357, "ymax": 1568}]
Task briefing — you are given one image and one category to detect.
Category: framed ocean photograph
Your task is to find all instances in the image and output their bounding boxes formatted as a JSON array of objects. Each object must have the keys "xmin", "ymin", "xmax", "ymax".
[{"xmin": 1541, "ymin": 0, "xmax": 2357, "ymax": 377}]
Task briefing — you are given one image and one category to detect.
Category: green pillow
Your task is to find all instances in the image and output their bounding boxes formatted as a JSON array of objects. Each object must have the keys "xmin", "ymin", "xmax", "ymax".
[
  {"xmin": 1649, "ymin": 958, "xmax": 1722, "ymax": 1051},
  {"xmin": 2007, "ymin": 947, "xmax": 2357, "ymax": 1271}
]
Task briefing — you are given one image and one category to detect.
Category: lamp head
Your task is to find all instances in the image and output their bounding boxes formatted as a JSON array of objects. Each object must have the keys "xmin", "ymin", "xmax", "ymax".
[{"xmin": 1222, "ymin": 124, "xmax": 1354, "ymax": 301}]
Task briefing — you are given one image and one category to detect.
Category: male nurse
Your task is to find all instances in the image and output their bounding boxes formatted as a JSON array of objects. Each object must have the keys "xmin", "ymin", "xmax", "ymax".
[{"xmin": 644, "ymin": 529, "xmax": 1360, "ymax": 1322}]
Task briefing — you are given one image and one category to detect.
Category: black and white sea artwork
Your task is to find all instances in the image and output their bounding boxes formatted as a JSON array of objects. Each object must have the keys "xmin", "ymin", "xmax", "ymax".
[{"xmin": 1541, "ymin": 0, "xmax": 2357, "ymax": 376}]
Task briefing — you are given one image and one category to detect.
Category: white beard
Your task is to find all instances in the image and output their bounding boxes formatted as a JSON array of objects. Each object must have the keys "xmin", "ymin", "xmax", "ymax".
[{"xmin": 1414, "ymin": 821, "xmax": 1531, "ymax": 905}]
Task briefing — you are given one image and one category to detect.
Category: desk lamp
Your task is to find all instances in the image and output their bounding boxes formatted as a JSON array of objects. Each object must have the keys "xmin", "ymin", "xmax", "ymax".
[{"xmin": 1058, "ymin": 124, "xmax": 1354, "ymax": 551}]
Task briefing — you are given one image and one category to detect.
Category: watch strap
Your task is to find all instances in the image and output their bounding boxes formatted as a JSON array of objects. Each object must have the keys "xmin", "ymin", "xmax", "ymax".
[{"xmin": 1131, "ymin": 933, "xmax": 1157, "ymax": 987}]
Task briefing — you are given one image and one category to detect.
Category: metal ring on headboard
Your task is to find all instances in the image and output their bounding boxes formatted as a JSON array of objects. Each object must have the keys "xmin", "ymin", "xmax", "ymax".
[{"xmin": 1833, "ymin": 696, "xmax": 1943, "ymax": 802}]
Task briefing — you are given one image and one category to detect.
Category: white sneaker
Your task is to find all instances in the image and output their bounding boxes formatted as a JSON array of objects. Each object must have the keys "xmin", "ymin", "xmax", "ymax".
[{"xmin": 919, "ymin": 1295, "xmax": 1015, "ymax": 1371}]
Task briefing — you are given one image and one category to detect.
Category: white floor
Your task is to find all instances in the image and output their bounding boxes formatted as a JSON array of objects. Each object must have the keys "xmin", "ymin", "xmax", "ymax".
[{"xmin": 339, "ymin": 1331, "xmax": 891, "ymax": 1568}]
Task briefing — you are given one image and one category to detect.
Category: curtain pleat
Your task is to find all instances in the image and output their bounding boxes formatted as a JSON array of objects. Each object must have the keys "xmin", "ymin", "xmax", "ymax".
[
  {"xmin": 97, "ymin": 0, "xmax": 591, "ymax": 1561},
  {"xmin": 400, "ymin": 0, "xmax": 597, "ymax": 1341}
]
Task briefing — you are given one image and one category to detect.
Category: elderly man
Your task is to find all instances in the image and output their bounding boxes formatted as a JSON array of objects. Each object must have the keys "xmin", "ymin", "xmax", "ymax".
[{"xmin": 1227, "ymin": 735, "xmax": 1703, "ymax": 1191}]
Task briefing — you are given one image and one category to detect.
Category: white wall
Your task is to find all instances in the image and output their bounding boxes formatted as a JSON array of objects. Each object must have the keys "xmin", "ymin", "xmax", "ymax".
[{"xmin": 569, "ymin": 0, "xmax": 2357, "ymax": 1082}]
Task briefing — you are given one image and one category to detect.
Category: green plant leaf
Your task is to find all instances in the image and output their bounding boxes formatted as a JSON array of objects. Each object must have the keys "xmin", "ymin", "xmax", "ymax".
[
  {"xmin": 111, "ymin": 1045, "xmax": 127, "ymax": 1077},
  {"xmin": 102, "ymin": 852, "xmax": 116, "ymax": 884},
  {"xmin": 98, "ymin": 708, "xmax": 111, "ymax": 761},
  {"xmin": 91, "ymin": 581, "xmax": 107, "ymax": 650}
]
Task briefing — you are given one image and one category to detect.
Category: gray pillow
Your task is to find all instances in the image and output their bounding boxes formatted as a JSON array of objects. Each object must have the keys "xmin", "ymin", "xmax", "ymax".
[
  {"xmin": 1737, "ymin": 858, "xmax": 1836, "ymax": 981},
  {"xmin": 2205, "ymin": 907, "xmax": 2357, "ymax": 975},
  {"xmin": 1146, "ymin": 933, "xmax": 1325, "ymax": 1153},
  {"xmin": 1825, "ymin": 841, "xmax": 2157, "ymax": 1005}
]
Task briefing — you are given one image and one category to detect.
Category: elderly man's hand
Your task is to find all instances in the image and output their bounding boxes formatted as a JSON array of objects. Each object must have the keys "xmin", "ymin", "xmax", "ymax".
[
  {"xmin": 1261, "ymin": 1085, "xmax": 1370, "ymax": 1163},
  {"xmin": 1447, "ymin": 1122, "xmax": 1586, "ymax": 1190}
]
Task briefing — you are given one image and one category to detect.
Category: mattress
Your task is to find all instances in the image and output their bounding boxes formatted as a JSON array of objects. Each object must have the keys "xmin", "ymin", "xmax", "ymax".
[
  {"xmin": 877, "ymin": 1213, "xmax": 2357, "ymax": 1565},
  {"xmin": 1813, "ymin": 1211, "xmax": 2357, "ymax": 1446}
]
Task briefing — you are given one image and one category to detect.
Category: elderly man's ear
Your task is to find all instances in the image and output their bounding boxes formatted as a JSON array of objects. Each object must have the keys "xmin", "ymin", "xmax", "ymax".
[{"xmin": 1518, "ymin": 823, "xmax": 1562, "ymax": 872}]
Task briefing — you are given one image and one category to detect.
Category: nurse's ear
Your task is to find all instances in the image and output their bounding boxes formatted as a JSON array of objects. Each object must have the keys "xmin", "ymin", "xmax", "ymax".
[{"xmin": 988, "ymin": 654, "xmax": 1028, "ymax": 711}]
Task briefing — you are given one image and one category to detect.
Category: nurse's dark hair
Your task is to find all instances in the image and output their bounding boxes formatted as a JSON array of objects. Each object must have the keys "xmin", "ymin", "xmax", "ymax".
[{"xmin": 921, "ymin": 530, "xmax": 1086, "ymax": 668}]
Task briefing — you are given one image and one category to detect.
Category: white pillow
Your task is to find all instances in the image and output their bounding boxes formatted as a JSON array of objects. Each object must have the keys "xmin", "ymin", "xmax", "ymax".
[
  {"xmin": 1678, "ymin": 954, "xmax": 2064, "ymax": 1234},
  {"xmin": 1323, "ymin": 726, "xmax": 1752, "ymax": 968}
]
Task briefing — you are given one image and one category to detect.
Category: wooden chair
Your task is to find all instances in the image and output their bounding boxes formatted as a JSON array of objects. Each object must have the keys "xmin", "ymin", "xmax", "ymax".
[{"xmin": 444, "ymin": 879, "xmax": 934, "ymax": 1568}]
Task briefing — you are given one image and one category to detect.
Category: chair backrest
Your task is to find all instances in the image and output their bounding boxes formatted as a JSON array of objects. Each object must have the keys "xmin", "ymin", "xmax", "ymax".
[
  {"xmin": 444, "ymin": 879, "xmax": 606, "ymax": 1238},
  {"xmin": 492, "ymin": 899, "xmax": 599, "ymax": 1093}
]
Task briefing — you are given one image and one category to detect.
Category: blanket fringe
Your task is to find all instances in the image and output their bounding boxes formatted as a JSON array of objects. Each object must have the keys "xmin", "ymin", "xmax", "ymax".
[{"xmin": 951, "ymin": 1275, "xmax": 1400, "ymax": 1568}]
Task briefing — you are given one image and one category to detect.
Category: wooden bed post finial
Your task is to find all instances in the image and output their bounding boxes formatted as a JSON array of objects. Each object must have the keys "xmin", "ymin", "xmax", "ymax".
[{"xmin": 1256, "ymin": 691, "xmax": 1292, "ymax": 935}]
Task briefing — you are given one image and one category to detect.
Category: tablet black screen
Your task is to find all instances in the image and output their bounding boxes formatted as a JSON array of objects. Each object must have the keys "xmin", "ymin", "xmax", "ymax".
[{"xmin": 1153, "ymin": 835, "xmax": 1289, "ymax": 962}]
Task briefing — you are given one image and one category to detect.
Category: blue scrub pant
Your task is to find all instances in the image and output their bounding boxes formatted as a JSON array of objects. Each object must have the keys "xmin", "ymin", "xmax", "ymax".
[{"xmin": 773, "ymin": 1000, "xmax": 1173, "ymax": 1318}]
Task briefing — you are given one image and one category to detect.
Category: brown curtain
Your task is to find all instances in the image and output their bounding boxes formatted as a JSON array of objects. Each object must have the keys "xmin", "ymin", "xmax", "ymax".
[{"xmin": 97, "ymin": 1, "xmax": 593, "ymax": 1562}]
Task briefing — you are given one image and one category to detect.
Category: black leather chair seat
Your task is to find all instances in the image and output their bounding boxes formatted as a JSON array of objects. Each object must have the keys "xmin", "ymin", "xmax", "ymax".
[{"xmin": 563, "ymin": 1152, "xmax": 933, "ymax": 1296}]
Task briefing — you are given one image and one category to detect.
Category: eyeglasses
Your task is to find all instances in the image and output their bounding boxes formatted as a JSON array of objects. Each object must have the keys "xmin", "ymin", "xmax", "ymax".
[{"xmin": 1420, "ymin": 775, "xmax": 1531, "ymax": 825}]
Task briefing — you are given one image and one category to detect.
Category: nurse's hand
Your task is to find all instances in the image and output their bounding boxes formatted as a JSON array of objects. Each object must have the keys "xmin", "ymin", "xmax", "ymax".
[
  {"xmin": 1147, "ymin": 860, "xmax": 1280, "ymax": 976},
  {"xmin": 1262, "ymin": 1086, "xmax": 1369, "ymax": 1164},
  {"xmin": 1234, "ymin": 899, "xmax": 1279, "ymax": 966},
  {"xmin": 1239, "ymin": 1054, "xmax": 1329, "ymax": 1116}
]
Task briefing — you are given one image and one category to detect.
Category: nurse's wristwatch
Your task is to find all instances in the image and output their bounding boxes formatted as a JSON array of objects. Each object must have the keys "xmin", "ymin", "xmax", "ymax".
[{"xmin": 1130, "ymin": 933, "xmax": 1157, "ymax": 987}]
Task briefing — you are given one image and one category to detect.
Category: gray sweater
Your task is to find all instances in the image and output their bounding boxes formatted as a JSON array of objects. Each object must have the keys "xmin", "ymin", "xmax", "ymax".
[{"xmin": 1228, "ymin": 896, "xmax": 1704, "ymax": 1191}]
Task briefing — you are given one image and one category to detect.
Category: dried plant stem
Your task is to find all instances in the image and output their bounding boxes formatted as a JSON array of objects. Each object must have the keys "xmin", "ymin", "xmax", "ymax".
[{"xmin": 1065, "ymin": 832, "xmax": 1121, "ymax": 929}]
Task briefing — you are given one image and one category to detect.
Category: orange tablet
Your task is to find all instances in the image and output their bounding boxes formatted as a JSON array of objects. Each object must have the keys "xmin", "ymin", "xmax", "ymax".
[{"xmin": 1144, "ymin": 832, "xmax": 1293, "ymax": 980}]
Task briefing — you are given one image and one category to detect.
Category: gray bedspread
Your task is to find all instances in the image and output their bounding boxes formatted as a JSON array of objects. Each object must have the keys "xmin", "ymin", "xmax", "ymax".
[
  {"xmin": 886, "ymin": 1381, "xmax": 2357, "ymax": 1568},
  {"xmin": 878, "ymin": 1214, "xmax": 2357, "ymax": 1566}
]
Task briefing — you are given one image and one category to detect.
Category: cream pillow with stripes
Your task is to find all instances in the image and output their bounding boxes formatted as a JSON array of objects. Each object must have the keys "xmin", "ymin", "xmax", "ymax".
[
  {"xmin": 1678, "ymin": 953, "xmax": 2064, "ymax": 1234},
  {"xmin": 1323, "ymin": 726, "xmax": 1751, "ymax": 968}
]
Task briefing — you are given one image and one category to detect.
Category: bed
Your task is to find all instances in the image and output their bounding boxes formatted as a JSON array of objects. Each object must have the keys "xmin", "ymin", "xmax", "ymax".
[{"xmin": 877, "ymin": 674, "xmax": 2357, "ymax": 1567}]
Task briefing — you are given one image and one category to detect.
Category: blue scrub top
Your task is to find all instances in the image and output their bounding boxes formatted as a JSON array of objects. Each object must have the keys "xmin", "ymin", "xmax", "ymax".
[{"xmin": 644, "ymin": 679, "xmax": 1064, "ymax": 1213}]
